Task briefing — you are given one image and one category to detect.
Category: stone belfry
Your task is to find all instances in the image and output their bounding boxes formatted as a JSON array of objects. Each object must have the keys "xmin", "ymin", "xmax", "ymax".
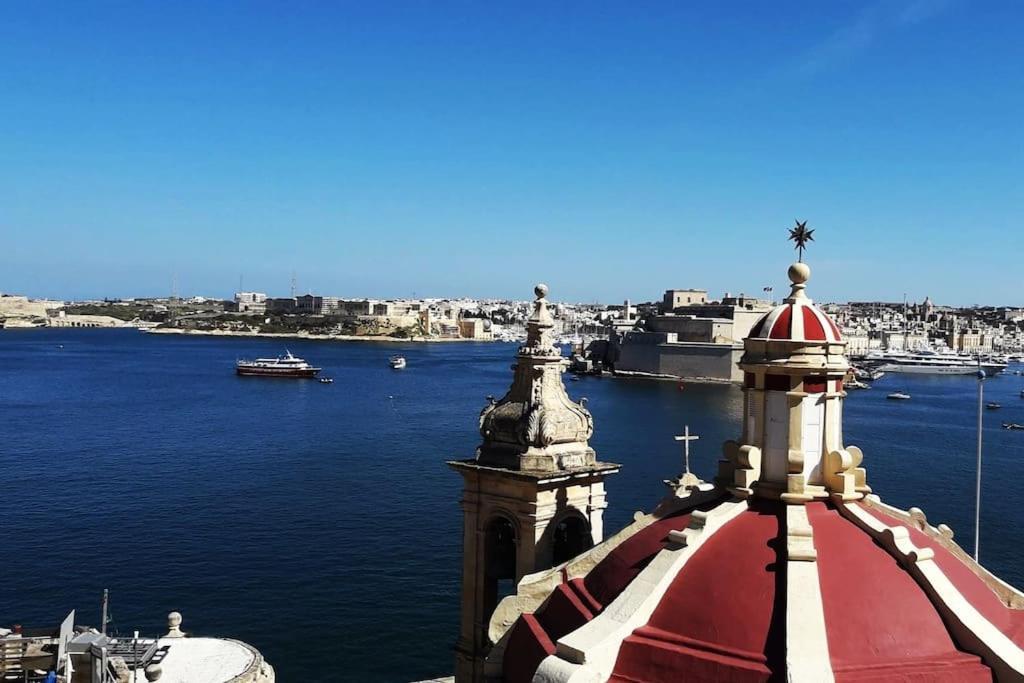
[{"xmin": 448, "ymin": 284, "xmax": 620, "ymax": 683}]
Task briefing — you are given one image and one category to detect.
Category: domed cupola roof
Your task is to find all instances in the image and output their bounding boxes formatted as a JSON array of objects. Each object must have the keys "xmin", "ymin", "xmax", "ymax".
[
  {"xmin": 740, "ymin": 261, "xmax": 848, "ymax": 379},
  {"xmin": 487, "ymin": 244, "xmax": 1024, "ymax": 683},
  {"xmin": 748, "ymin": 262, "xmax": 842, "ymax": 343}
]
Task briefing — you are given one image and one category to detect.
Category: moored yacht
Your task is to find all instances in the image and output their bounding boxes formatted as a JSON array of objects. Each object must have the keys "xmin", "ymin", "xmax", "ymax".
[
  {"xmin": 864, "ymin": 348, "xmax": 1005, "ymax": 376},
  {"xmin": 236, "ymin": 350, "xmax": 321, "ymax": 377}
]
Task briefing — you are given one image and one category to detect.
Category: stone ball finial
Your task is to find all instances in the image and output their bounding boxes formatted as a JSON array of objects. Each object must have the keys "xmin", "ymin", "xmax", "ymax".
[
  {"xmin": 788, "ymin": 262, "xmax": 811, "ymax": 285},
  {"xmin": 145, "ymin": 664, "xmax": 164, "ymax": 681},
  {"xmin": 534, "ymin": 283, "xmax": 549, "ymax": 300},
  {"xmin": 165, "ymin": 612, "xmax": 184, "ymax": 638}
]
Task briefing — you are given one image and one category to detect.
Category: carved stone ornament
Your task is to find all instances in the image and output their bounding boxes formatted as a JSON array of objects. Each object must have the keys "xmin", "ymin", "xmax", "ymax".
[{"xmin": 478, "ymin": 284, "xmax": 596, "ymax": 471}]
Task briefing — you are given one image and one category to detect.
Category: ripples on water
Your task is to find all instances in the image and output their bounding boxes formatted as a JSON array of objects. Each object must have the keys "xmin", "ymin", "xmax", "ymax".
[{"xmin": 1, "ymin": 330, "xmax": 1022, "ymax": 681}]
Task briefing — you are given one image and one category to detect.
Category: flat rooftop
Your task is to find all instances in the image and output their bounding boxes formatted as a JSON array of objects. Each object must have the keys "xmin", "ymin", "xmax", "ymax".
[{"xmin": 145, "ymin": 637, "xmax": 268, "ymax": 682}]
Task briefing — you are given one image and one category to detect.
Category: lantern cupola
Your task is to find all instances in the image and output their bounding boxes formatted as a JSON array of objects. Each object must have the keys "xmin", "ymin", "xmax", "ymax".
[{"xmin": 718, "ymin": 260, "xmax": 870, "ymax": 502}]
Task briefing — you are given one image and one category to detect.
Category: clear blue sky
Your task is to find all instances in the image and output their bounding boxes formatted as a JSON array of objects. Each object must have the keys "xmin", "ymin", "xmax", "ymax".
[{"xmin": 1, "ymin": 1, "xmax": 1021, "ymax": 305}]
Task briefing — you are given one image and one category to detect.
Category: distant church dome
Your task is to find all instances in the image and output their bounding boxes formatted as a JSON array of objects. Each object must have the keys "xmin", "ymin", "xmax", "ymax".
[{"xmin": 484, "ymin": 259, "xmax": 1024, "ymax": 683}]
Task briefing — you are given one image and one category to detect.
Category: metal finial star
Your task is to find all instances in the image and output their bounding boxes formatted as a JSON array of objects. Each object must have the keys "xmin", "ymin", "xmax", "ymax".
[{"xmin": 788, "ymin": 220, "xmax": 815, "ymax": 262}]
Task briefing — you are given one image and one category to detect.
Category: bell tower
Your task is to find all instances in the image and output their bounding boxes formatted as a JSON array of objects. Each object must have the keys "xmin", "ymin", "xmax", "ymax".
[{"xmin": 448, "ymin": 284, "xmax": 620, "ymax": 683}]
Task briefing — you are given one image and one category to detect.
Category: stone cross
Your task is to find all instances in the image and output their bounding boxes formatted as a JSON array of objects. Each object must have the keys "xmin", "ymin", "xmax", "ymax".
[{"xmin": 674, "ymin": 426, "xmax": 699, "ymax": 476}]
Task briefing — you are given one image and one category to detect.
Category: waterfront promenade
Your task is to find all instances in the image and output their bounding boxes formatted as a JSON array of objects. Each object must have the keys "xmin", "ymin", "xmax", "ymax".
[{"xmin": 144, "ymin": 327, "xmax": 487, "ymax": 343}]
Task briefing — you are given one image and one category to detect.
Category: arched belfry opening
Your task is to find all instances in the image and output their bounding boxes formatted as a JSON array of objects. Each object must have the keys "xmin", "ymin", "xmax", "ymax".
[
  {"xmin": 483, "ymin": 516, "xmax": 517, "ymax": 623},
  {"xmin": 448, "ymin": 284, "xmax": 620, "ymax": 683},
  {"xmin": 552, "ymin": 513, "xmax": 593, "ymax": 566}
]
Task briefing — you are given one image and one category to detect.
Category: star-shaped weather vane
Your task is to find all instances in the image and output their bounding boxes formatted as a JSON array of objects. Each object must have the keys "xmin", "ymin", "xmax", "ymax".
[{"xmin": 788, "ymin": 220, "xmax": 814, "ymax": 262}]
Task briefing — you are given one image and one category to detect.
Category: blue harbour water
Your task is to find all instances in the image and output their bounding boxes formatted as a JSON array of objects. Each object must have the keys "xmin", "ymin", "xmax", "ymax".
[{"xmin": 2, "ymin": 329, "xmax": 1024, "ymax": 681}]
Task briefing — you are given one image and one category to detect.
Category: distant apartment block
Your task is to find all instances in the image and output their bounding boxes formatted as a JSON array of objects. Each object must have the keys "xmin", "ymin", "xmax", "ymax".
[
  {"xmin": 266, "ymin": 297, "xmax": 297, "ymax": 314},
  {"xmin": 949, "ymin": 328, "xmax": 994, "ymax": 353},
  {"xmin": 231, "ymin": 292, "xmax": 267, "ymax": 314},
  {"xmin": 458, "ymin": 317, "xmax": 493, "ymax": 340},
  {"xmin": 294, "ymin": 295, "xmax": 341, "ymax": 315},
  {"xmin": 662, "ymin": 289, "xmax": 708, "ymax": 312}
]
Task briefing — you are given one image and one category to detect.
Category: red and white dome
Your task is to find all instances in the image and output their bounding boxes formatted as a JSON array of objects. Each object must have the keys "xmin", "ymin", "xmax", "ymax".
[
  {"xmin": 747, "ymin": 261, "xmax": 842, "ymax": 343},
  {"xmin": 748, "ymin": 299, "xmax": 842, "ymax": 343},
  {"xmin": 497, "ymin": 494, "xmax": 1024, "ymax": 682}
]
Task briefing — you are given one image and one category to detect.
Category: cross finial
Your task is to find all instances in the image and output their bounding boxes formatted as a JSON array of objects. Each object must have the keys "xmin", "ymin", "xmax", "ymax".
[
  {"xmin": 674, "ymin": 425, "xmax": 700, "ymax": 476},
  {"xmin": 788, "ymin": 220, "xmax": 815, "ymax": 262}
]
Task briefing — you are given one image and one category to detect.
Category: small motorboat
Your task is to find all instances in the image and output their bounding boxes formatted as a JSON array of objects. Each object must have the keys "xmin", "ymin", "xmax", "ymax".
[
  {"xmin": 389, "ymin": 355, "xmax": 407, "ymax": 369},
  {"xmin": 986, "ymin": 402, "xmax": 1001, "ymax": 410},
  {"xmin": 1003, "ymin": 423, "xmax": 1024, "ymax": 431},
  {"xmin": 887, "ymin": 392, "xmax": 911, "ymax": 401},
  {"xmin": 1020, "ymin": 389, "xmax": 1024, "ymax": 398},
  {"xmin": 320, "ymin": 377, "xmax": 334, "ymax": 384}
]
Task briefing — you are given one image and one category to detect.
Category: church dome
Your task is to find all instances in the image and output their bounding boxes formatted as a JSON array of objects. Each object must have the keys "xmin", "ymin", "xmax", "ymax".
[
  {"xmin": 749, "ymin": 298, "xmax": 842, "ymax": 343},
  {"xmin": 748, "ymin": 262, "xmax": 842, "ymax": 343},
  {"xmin": 486, "ymin": 256, "xmax": 1024, "ymax": 683},
  {"xmin": 498, "ymin": 494, "xmax": 1024, "ymax": 682}
]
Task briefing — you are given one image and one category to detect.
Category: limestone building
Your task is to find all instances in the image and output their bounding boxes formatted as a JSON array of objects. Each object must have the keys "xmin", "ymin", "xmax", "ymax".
[
  {"xmin": 661, "ymin": 289, "xmax": 707, "ymax": 311},
  {"xmin": 614, "ymin": 292, "xmax": 772, "ymax": 382},
  {"xmin": 232, "ymin": 292, "xmax": 267, "ymax": 314},
  {"xmin": 452, "ymin": 258, "xmax": 1024, "ymax": 682}
]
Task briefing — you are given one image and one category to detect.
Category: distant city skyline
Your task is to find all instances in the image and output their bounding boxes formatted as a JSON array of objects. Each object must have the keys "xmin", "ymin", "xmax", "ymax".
[{"xmin": 2, "ymin": 2, "xmax": 1021, "ymax": 306}]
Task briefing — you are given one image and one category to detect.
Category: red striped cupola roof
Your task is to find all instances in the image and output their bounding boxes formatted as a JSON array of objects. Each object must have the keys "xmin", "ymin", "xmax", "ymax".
[{"xmin": 748, "ymin": 261, "xmax": 842, "ymax": 343}]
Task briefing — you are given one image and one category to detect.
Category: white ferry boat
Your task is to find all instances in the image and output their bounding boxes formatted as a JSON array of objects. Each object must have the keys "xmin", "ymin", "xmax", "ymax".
[{"xmin": 236, "ymin": 350, "xmax": 321, "ymax": 377}]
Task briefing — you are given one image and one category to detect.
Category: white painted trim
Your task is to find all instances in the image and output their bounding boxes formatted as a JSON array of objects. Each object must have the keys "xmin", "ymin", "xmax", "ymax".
[
  {"xmin": 791, "ymin": 302, "xmax": 805, "ymax": 341},
  {"xmin": 840, "ymin": 502, "xmax": 1024, "ymax": 681},
  {"xmin": 785, "ymin": 506, "xmax": 834, "ymax": 682},
  {"xmin": 757, "ymin": 306, "xmax": 786, "ymax": 339},
  {"xmin": 533, "ymin": 500, "xmax": 749, "ymax": 683},
  {"xmin": 862, "ymin": 495, "xmax": 1024, "ymax": 608}
]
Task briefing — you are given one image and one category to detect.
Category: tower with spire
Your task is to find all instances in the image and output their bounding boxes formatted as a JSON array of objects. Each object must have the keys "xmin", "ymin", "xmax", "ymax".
[{"xmin": 448, "ymin": 284, "xmax": 620, "ymax": 682}]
